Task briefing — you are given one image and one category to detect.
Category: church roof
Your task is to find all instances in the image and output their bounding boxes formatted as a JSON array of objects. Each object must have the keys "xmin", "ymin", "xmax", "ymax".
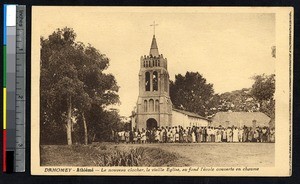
[
  {"xmin": 149, "ymin": 35, "xmax": 159, "ymax": 57},
  {"xmin": 211, "ymin": 112, "xmax": 271, "ymax": 127},
  {"xmin": 172, "ymin": 108, "xmax": 209, "ymax": 121}
]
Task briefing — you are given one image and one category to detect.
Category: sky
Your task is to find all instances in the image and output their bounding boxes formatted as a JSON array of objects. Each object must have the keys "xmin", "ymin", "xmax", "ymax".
[{"xmin": 33, "ymin": 7, "xmax": 276, "ymax": 117}]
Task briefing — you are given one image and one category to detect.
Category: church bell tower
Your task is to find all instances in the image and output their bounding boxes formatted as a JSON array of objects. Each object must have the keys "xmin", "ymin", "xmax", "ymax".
[{"xmin": 136, "ymin": 34, "xmax": 173, "ymax": 130}]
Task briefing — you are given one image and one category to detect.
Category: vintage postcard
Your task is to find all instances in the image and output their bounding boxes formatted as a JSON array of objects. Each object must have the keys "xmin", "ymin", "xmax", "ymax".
[{"xmin": 31, "ymin": 7, "xmax": 293, "ymax": 176}]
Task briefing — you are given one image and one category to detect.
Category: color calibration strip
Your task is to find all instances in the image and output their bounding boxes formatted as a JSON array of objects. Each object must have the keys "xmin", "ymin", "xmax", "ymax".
[
  {"xmin": 3, "ymin": 4, "xmax": 6, "ymax": 171},
  {"xmin": 3, "ymin": 4, "xmax": 26, "ymax": 173}
]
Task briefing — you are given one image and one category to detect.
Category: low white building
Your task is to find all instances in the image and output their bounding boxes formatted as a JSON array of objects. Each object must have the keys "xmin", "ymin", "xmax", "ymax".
[{"xmin": 172, "ymin": 108, "xmax": 210, "ymax": 128}]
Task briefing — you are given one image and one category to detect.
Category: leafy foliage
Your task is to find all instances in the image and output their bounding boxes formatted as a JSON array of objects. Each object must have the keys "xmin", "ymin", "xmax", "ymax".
[
  {"xmin": 217, "ymin": 88, "xmax": 260, "ymax": 112},
  {"xmin": 40, "ymin": 27, "xmax": 120, "ymax": 145},
  {"xmin": 251, "ymin": 74, "xmax": 275, "ymax": 126},
  {"xmin": 170, "ymin": 72, "xmax": 215, "ymax": 116},
  {"xmin": 251, "ymin": 74, "xmax": 275, "ymax": 103}
]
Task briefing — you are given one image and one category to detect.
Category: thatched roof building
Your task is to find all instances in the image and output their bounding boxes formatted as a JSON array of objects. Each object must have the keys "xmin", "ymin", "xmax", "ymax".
[{"xmin": 211, "ymin": 112, "xmax": 271, "ymax": 128}]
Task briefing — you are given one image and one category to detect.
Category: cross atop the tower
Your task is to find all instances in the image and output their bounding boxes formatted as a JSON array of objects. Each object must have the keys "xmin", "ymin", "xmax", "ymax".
[{"xmin": 150, "ymin": 21, "xmax": 158, "ymax": 36}]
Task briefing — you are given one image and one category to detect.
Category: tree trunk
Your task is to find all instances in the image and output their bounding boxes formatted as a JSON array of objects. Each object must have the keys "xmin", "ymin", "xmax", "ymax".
[
  {"xmin": 82, "ymin": 112, "xmax": 88, "ymax": 145},
  {"xmin": 66, "ymin": 96, "xmax": 72, "ymax": 145}
]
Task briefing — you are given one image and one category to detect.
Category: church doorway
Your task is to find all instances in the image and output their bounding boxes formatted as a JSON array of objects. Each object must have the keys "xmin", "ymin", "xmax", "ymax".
[{"xmin": 146, "ymin": 118, "xmax": 158, "ymax": 130}]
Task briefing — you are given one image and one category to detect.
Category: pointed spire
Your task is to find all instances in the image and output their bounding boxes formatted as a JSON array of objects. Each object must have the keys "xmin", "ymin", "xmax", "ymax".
[{"xmin": 150, "ymin": 35, "xmax": 159, "ymax": 57}]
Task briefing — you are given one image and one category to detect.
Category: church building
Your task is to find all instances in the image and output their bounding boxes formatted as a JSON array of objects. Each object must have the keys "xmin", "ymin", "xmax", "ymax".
[
  {"xmin": 135, "ymin": 35, "xmax": 173, "ymax": 130},
  {"xmin": 133, "ymin": 33, "xmax": 210, "ymax": 130}
]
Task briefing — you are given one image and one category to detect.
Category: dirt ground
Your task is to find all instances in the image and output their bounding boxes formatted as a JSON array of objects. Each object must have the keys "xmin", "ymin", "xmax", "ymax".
[
  {"xmin": 117, "ymin": 143, "xmax": 274, "ymax": 167},
  {"xmin": 41, "ymin": 143, "xmax": 274, "ymax": 167}
]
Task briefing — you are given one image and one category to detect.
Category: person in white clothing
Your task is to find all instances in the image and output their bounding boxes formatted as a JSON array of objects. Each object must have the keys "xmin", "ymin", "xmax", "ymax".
[
  {"xmin": 232, "ymin": 127, "xmax": 239, "ymax": 142},
  {"xmin": 238, "ymin": 127, "xmax": 244, "ymax": 142}
]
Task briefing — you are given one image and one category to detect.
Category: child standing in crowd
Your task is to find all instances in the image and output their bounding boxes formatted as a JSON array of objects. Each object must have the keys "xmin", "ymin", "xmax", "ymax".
[
  {"xmin": 262, "ymin": 126, "xmax": 268, "ymax": 142},
  {"xmin": 163, "ymin": 128, "xmax": 168, "ymax": 143},
  {"xmin": 125, "ymin": 130, "xmax": 130, "ymax": 144},
  {"xmin": 129, "ymin": 129, "xmax": 134, "ymax": 143},
  {"xmin": 221, "ymin": 128, "xmax": 227, "ymax": 142},
  {"xmin": 167, "ymin": 128, "xmax": 172, "ymax": 143},
  {"xmin": 120, "ymin": 131, "xmax": 125, "ymax": 143},
  {"xmin": 183, "ymin": 130, "xmax": 188, "ymax": 143},
  {"xmin": 137, "ymin": 130, "xmax": 141, "ymax": 144},
  {"xmin": 141, "ymin": 129, "xmax": 146, "ymax": 144},
  {"xmin": 248, "ymin": 127, "xmax": 253, "ymax": 142},
  {"xmin": 179, "ymin": 127, "xmax": 183, "ymax": 143},
  {"xmin": 133, "ymin": 130, "xmax": 137, "ymax": 144},
  {"xmin": 258, "ymin": 126, "xmax": 263, "ymax": 142},
  {"xmin": 155, "ymin": 129, "xmax": 160, "ymax": 143},
  {"xmin": 175, "ymin": 130, "xmax": 180, "ymax": 143},
  {"xmin": 145, "ymin": 129, "xmax": 149, "ymax": 143},
  {"xmin": 150, "ymin": 129, "xmax": 155, "ymax": 143}
]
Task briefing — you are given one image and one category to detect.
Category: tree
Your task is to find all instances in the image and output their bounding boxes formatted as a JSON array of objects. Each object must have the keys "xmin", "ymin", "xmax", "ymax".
[
  {"xmin": 40, "ymin": 27, "xmax": 119, "ymax": 145},
  {"xmin": 86, "ymin": 107, "xmax": 123, "ymax": 142},
  {"xmin": 170, "ymin": 72, "xmax": 215, "ymax": 116},
  {"xmin": 251, "ymin": 74, "xmax": 275, "ymax": 126},
  {"xmin": 251, "ymin": 74, "xmax": 275, "ymax": 106},
  {"xmin": 218, "ymin": 88, "xmax": 260, "ymax": 112}
]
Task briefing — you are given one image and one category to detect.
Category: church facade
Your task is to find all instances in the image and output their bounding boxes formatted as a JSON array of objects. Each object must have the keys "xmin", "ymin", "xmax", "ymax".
[{"xmin": 135, "ymin": 35, "xmax": 173, "ymax": 130}]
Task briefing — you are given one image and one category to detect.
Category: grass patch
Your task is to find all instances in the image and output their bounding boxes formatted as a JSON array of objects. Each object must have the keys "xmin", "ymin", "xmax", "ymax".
[
  {"xmin": 139, "ymin": 147, "xmax": 179, "ymax": 167},
  {"xmin": 40, "ymin": 144, "xmax": 180, "ymax": 167}
]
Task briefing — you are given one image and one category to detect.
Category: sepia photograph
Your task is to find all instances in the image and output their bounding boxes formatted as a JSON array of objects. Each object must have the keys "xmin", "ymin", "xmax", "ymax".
[{"xmin": 31, "ymin": 7, "xmax": 293, "ymax": 176}]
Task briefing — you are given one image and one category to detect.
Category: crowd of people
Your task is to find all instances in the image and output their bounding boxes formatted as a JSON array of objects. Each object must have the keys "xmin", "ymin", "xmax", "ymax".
[{"xmin": 112, "ymin": 125, "xmax": 275, "ymax": 144}]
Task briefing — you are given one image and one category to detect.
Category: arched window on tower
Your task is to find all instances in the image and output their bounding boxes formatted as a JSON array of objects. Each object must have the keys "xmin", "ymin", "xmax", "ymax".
[
  {"xmin": 153, "ymin": 71, "xmax": 158, "ymax": 91},
  {"xmin": 145, "ymin": 72, "xmax": 150, "ymax": 91},
  {"xmin": 149, "ymin": 99, "xmax": 154, "ymax": 112},
  {"xmin": 144, "ymin": 100, "xmax": 148, "ymax": 112},
  {"xmin": 158, "ymin": 60, "xmax": 160, "ymax": 67},
  {"xmin": 155, "ymin": 100, "xmax": 159, "ymax": 112},
  {"xmin": 143, "ymin": 61, "xmax": 146, "ymax": 67}
]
